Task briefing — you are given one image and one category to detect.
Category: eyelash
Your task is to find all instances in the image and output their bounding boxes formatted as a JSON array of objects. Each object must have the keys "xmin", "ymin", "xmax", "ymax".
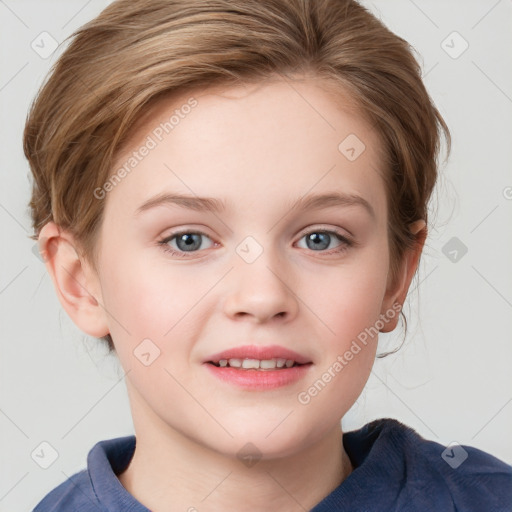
[{"xmin": 157, "ymin": 228, "xmax": 354, "ymax": 259}]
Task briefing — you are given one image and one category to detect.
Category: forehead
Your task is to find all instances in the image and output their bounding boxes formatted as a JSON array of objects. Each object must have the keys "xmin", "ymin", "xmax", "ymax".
[{"xmin": 106, "ymin": 76, "xmax": 387, "ymax": 222}]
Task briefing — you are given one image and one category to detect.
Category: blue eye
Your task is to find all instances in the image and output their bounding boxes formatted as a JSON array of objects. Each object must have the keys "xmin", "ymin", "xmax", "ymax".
[
  {"xmin": 158, "ymin": 231, "xmax": 215, "ymax": 257},
  {"xmin": 157, "ymin": 228, "xmax": 353, "ymax": 258},
  {"xmin": 296, "ymin": 230, "xmax": 352, "ymax": 254}
]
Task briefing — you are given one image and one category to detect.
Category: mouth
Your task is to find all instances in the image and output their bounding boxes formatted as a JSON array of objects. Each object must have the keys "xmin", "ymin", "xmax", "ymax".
[
  {"xmin": 204, "ymin": 344, "xmax": 312, "ymax": 367},
  {"xmin": 203, "ymin": 345, "xmax": 313, "ymax": 389},
  {"xmin": 206, "ymin": 358, "xmax": 310, "ymax": 370}
]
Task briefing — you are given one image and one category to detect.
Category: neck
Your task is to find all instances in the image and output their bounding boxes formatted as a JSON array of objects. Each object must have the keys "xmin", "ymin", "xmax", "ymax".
[{"xmin": 118, "ymin": 415, "xmax": 353, "ymax": 512}]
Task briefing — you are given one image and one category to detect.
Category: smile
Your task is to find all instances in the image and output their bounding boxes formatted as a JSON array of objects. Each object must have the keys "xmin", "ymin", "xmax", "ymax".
[
  {"xmin": 209, "ymin": 357, "xmax": 304, "ymax": 370},
  {"xmin": 204, "ymin": 358, "xmax": 313, "ymax": 390}
]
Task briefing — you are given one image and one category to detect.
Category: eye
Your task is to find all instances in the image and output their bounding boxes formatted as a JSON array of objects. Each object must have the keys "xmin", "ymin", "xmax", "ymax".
[
  {"xmin": 296, "ymin": 229, "xmax": 353, "ymax": 255},
  {"xmin": 158, "ymin": 231, "xmax": 215, "ymax": 257},
  {"xmin": 157, "ymin": 227, "xmax": 354, "ymax": 259}
]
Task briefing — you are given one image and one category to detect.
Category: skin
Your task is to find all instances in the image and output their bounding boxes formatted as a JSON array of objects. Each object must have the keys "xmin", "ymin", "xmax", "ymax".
[{"xmin": 39, "ymin": 75, "xmax": 426, "ymax": 511}]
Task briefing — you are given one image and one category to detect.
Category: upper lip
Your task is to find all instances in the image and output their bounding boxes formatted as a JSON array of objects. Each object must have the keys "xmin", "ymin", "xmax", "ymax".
[{"xmin": 205, "ymin": 345, "xmax": 312, "ymax": 365}]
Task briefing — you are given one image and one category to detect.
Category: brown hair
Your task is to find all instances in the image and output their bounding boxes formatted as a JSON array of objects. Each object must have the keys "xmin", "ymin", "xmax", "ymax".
[{"xmin": 23, "ymin": 0, "xmax": 451, "ymax": 355}]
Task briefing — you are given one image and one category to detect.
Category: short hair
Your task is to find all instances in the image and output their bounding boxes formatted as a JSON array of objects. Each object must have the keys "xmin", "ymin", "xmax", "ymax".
[{"xmin": 23, "ymin": 0, "xmax": 451, "ymax": 354}]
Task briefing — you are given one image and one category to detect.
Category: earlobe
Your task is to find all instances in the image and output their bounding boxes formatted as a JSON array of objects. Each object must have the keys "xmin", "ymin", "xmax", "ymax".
[
  {"xmin": 38, "ymin": 221, "xmax": 110, "ymax": 338},
  {"xmin": 379, "ymin": 219, "xmax": 427, "ymax": 333}
]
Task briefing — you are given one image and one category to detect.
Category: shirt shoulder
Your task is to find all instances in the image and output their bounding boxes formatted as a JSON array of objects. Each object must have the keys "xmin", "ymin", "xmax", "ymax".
[
  {"xmin": 31, "ymin": 435, "xmax": 140, "ymax": 512},
  {"xmin": 32, "ymin": 469, "xmax": 101, "ymax": 512},
  {"xmin": 371, "ymin": 418, "xmax": 512, "ymax": 511}
]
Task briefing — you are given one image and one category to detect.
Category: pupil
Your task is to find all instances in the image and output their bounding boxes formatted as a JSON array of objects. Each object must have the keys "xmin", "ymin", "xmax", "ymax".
[
  {"xmin": 177, "ymin": 233, "xmax": 201, "ymax": 251},
  {"xmin": 308, "ymin": 233, "xmax": 329, "ymax": 251}
]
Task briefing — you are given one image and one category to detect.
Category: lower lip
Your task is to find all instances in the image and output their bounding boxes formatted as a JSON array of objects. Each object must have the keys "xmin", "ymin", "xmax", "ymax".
[{"xmin": 204, "ymin": 363, "xmax": 312, "ymax": 390}]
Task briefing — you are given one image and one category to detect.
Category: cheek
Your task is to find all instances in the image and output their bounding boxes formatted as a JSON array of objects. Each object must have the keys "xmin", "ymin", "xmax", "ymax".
[
  {"xmin": 295, "ymin": 265, "xmax": 388, "ymax": 429},
  {"xmin": 303, "ymin": 246, "xmax": 390, "ymax": 345},
  {"xmin": 99, "ymin": 250, "xmax": 219, "ymax": 365},
  {"xmin": 97, "ymin": 249, "xmax": 182, "ymax": 345}
]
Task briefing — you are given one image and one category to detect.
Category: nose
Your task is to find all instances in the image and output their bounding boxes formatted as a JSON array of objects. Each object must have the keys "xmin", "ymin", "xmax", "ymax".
[{"xmin": 222, "ymin": 247, "xmax": 299, "ymax": 324}]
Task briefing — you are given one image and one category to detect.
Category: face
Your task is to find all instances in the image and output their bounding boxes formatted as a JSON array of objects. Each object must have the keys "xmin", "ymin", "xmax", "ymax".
[{"xmin": 83, "ymin": 76, "xmax": 398, "ymax": 458}]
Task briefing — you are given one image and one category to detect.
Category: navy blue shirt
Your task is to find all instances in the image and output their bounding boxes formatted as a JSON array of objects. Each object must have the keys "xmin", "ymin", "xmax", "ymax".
[{"xmin": 32, "ymin": 418, "xmax": 512, "ymax": 511}]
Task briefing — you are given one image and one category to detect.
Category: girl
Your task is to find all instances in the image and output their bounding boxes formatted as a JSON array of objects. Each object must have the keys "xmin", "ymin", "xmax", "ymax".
[{"xmin": 24, "ymin": 0, "xmax": 512, "ymax": 510}]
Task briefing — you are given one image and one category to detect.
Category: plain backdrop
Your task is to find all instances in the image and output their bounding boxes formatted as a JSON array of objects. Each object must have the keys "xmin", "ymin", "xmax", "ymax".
[{"xmin": 1, "ymin": 1, "xmax": 511, "ymax": 510}]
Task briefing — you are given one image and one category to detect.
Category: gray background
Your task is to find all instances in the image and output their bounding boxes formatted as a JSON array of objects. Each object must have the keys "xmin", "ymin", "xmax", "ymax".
[{"xmin": 1, "ymin": 0, "xmax": 511, "ymax": 510}]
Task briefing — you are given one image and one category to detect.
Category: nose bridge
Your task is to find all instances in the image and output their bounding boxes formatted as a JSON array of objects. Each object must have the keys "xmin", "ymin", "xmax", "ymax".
[{"xmin": 222, "ymin": 234, "xmax": 298, "ymax": 322}]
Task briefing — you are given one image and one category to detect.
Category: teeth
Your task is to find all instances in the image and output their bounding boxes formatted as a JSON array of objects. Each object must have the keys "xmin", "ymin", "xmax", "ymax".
[
  {"xmin": 214, "ymin": 358, "xmax": 299, "ymax": 369},
  {"xmin": 242, "ymin": 358, "xmax": 260, "ymax": 369}
]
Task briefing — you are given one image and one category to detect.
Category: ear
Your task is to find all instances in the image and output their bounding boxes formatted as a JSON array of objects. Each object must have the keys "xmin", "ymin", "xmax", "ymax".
[
  {"xmin": 379, "ymin": 219, "xmax": 427, "ymax": 333},
  {"xmin": 38, "ymin": 221, "xmax": 110, "ymax": 338}
]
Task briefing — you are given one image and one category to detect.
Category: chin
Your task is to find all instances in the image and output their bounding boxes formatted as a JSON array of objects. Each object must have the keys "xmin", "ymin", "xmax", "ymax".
[{"xmin": 210, "ymin": 416, "xmax": 319, "ymax": 460}]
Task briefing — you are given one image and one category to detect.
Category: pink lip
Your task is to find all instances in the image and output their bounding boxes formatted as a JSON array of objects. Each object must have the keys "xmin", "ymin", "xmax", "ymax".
[
  {"xmin": 203, "ymin": 344, "xmax": 313, "ymax": 391},
  {"xmin": 204, "ymin": 363, "xmax": 312, "ymax": 390},
  {"xmin": 204, "ymin": 344, "xmax": 312, "ymax": 364}
]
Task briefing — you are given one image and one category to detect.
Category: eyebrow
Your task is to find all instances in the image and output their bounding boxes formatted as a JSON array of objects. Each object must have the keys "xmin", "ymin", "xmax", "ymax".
[
  {"xmin": 134, "ymin": 191, "xmax": 375, "ymax": 219},
  {"xmin": 287, "ymin": 192, "xmax": 375, "ymax": 219},
  {"xmin": 135, "ymin": 193, "xmax": 225, "ymax": 216}
]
